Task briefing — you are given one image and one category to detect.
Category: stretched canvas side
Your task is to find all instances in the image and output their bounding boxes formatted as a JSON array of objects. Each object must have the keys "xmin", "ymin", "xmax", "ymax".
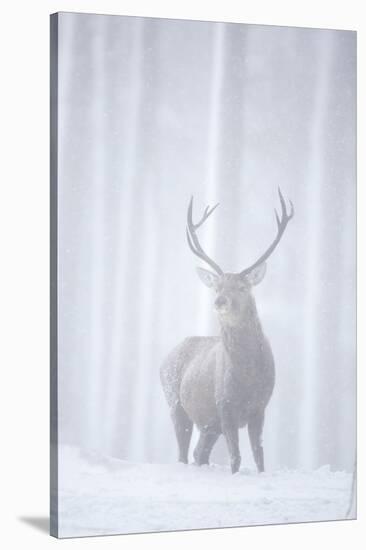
[{"xmin": 50, "ymin": 12, "xmax": 59, "ymax": 539}]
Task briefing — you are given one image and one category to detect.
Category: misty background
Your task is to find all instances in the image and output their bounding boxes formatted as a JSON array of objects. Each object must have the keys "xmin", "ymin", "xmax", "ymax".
[{"xmin": 57, "ymin": 13, "xmax": 356, "ymax": 472}]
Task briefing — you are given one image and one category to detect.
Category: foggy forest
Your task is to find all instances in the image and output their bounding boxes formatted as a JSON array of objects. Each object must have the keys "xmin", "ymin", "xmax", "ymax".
[{"xmin": 53, "ymin": 12, "xmax": 356, "ymax": 536}]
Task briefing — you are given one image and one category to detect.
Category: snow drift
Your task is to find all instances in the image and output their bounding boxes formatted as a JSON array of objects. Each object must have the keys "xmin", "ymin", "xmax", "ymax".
[{"xmin": 57, "ymin": 446, "xmax": 354, "ymax": 538}]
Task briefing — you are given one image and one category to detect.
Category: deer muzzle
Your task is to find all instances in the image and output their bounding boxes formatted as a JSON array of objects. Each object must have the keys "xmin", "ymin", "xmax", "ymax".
[{"xmin": 215, "ymin": 295, "xmax": 229, "ymax": 310}]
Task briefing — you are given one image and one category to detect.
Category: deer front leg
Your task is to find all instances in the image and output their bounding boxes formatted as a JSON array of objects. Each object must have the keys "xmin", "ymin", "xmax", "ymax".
[
  {"xmin": 218, "ymin": 400, "xmax": 241, "ymax": 474},
  {"xmin": 248, "ymin": 410, "xmax": 265, "ymax": 473}
]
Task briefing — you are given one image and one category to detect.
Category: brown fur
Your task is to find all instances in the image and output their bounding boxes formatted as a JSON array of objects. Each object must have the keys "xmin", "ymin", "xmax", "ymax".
[{"xmin": 160, "ymin": 270, "xmax": 275, "ymax": 473}]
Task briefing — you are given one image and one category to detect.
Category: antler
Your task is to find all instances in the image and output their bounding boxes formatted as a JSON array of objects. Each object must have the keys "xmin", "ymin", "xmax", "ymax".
[
  {"xmin": 240, "ymin": 187, "xmax": 294, "ymax": 276},
  {"xmin": 186, "ymin": 196, "xmax": 224, "ymax": 275}
]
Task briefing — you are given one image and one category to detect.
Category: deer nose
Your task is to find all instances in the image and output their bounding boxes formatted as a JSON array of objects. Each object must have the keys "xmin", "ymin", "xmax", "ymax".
[{"xmin": 215, "ymin": 296, "xmax": 227, "ymax": 309}]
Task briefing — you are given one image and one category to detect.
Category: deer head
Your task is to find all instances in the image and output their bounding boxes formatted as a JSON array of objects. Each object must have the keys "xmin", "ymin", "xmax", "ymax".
[{"xmin": 186, "ymin": 189, "xmax": 294, "ymax": 326}]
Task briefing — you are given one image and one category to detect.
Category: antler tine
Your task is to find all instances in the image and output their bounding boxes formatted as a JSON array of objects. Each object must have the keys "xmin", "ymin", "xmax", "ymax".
[
  {"xmin": 186, "ymin": 196, "xmax": 223, "ymax": 275},
  {"xmin": 274, "ymin": 208, "xmax": 281, "ymax": 229},
  {"xmin": 289, "ymin": 199, "xmax": 295, "ymax": 218},
  {"xmin": 240, "ymin": 187, "xmax": 294, "ymax": 276},
  {"xmin": 193, "ymin": 203, "xmax": 220, "ymax": 229}
]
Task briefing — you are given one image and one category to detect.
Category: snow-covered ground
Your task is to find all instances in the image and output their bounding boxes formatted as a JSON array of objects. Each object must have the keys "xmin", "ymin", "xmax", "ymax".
[{"xmin": 58, "ymin": 446, "xmax": 354, "ymax": 538}]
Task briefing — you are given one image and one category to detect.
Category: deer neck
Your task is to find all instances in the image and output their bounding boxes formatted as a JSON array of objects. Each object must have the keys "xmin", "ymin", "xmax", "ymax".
[{"xmin": 220, "ymin": 297, "xmax": 263, "ymax": 367}]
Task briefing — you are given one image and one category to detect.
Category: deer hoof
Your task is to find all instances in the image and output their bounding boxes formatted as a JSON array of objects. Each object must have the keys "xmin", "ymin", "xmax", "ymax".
[{"xmin": 231, "ymin": 456, "xmax": 241, "ymax": 474}]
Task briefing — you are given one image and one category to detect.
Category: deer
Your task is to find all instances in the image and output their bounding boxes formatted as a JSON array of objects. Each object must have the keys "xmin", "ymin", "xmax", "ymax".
[{"xmin": 160, "ymin": 189, "xmax": 294, "ymax": 474}]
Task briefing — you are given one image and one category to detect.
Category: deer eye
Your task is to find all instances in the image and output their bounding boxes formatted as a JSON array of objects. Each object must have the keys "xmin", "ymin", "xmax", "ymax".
[{"xmin": 238, "ymin": 285, "xmax": 247, "ymax": 293}]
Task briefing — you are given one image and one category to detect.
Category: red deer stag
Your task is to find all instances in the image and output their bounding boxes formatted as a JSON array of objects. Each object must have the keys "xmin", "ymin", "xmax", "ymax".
[{"xmin": 160, "ymin": 189, "xmax": 294, "ymax": 474}]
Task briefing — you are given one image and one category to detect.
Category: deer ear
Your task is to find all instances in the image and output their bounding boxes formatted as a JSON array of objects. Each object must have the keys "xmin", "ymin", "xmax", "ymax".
[
  {"xmin": 245, "ymin": 262, "xmax": 267, "ymax": 286},
  {"xmin": 196, "ymin": 267, "xmax": 219, "ymax": 288}
]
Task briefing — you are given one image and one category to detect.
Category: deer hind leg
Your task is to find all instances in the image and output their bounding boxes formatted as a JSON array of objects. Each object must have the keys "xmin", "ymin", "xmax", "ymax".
[
  {"xmin": 193, "ymin": 426, "xmax": 220, "ymax": 466},
  {"xmin": 248, "ymin": 410, "xmax": 265, "ymax": 473},
  {"xmin": 171, "ymin": 402, "xmax": 193, "ymax": 464}
]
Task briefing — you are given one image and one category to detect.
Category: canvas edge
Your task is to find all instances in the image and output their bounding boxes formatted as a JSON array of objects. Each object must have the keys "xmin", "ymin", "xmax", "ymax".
[{"xmin": 50, "ymin": 11, "xmax": 59, "ymax": 539}]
